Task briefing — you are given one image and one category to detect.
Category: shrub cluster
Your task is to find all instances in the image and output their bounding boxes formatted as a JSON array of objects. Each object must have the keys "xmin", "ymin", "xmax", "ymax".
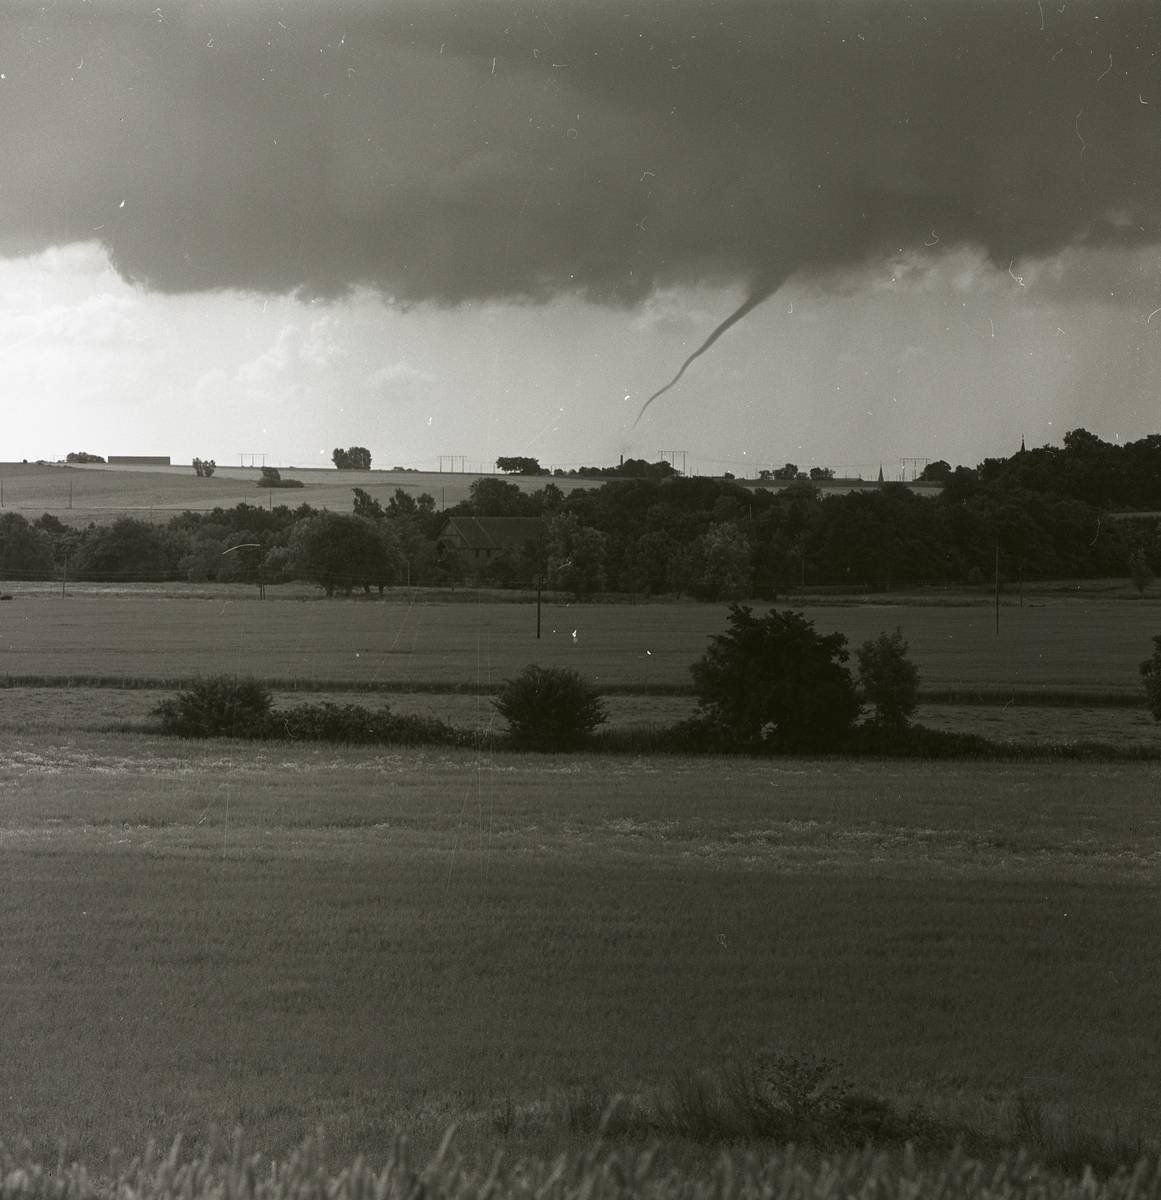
[{"xmin": 153, "ymin": 678, "xmax": 469, "ymax": 746}]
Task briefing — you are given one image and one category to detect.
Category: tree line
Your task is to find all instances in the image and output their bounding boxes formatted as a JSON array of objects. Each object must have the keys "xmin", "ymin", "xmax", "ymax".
[{"xmin": 0, "ymin": 429, "xmax": 1158, "ymax": 595}]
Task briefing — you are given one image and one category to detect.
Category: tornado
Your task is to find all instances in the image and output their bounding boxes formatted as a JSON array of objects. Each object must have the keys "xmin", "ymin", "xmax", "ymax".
[{"xmin": 632, "ymin": 269, "xmax": 790, "ymax": 427}]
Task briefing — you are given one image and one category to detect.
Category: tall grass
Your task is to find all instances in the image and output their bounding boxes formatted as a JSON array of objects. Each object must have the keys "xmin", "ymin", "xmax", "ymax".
[{"xmin": 1, "ymin": 1127, "xmax": 1159, "ymax": 1200}]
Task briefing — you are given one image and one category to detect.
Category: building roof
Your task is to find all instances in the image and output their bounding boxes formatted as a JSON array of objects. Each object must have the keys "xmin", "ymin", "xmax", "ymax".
[{"xmin": 434, "ymin": 516, "xmax": 547, "ymax": 550}]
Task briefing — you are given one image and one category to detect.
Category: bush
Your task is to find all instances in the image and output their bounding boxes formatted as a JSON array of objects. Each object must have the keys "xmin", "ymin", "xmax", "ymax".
[
  {"xmin": 153, "ymin": 676, "xmax": 273, "ymax": 737},
  {"xmin": 495, "ymin": 665, "xmax": 607, "ymax": 750},
  {"xmin": 258, "ymin": 467, "xmax": 304, "ymax": 489},
  {"xmin": 192, "ymin": 457, "xmax": 216, "ymax": 478},
  {"xmin": 1141, "ymin": 635, "xmax": 1161, "ymax": 721},
  {"xmin": 690, "ymin": 605, "xmax": 861, "ymax": 752},
  {"xmin": 276, "ymin": 701, "xmax": 465, "ymax": 746},
  {"xmin": 856, "ymin": 626, "xmax": 921, "ymax": 727}
]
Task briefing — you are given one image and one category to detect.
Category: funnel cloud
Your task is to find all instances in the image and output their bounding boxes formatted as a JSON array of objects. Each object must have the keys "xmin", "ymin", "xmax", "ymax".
[{"xmin": 3, "ymin": 2, "xmax": 1159, "ymax": 361}]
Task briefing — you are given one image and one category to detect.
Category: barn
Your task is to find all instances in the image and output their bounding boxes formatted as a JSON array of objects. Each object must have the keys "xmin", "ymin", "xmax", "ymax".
[{"xmin": 433, "ymin": 516, "xmax": 548, "ymax": 566}]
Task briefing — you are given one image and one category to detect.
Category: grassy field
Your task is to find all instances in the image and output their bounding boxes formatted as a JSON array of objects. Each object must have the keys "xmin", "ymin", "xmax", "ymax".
[
  {"xmin": 2, "ymin": 731, "xmax": 1159, "ymax": 1167},
  {"xmin": 1, "ymin": 592, "xmax": 1159, "ymax": 697}
]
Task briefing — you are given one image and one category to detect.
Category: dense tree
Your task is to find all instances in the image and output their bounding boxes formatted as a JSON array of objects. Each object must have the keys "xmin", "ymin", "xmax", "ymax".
[
  {"xmin": 289, "ymin": 512, "xmax": 396, "ymax": 596},
  {"xmin": 333, "ymin": 446, "xmax": 372, "ymax": 470},
  {"xmin": 0, "ymin": 513, "xmax": 56, "ymax": 580},
  {"xmin": 73, "ymin": 518, "xmax": 167, "ymax": 582},
  {"xmin": 466, "ymin": 477, "xmax": 542, "ymax": 517},
  {"xmin": 684, "ymin": 522, "xmax": 752, "ymax": 600},
  {"xmin": 546, "ymin": 512, "xmax": 607, "ymax": 598},
  {"xmin": 690, "ymin": 606, "xmax": 861, "ymax": 752},
  {"xmin": 496, "ymin": 456, "xmax": 550, "ymax": 475}
]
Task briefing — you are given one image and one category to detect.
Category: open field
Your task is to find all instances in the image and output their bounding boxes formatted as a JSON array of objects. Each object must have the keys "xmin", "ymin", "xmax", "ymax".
[
  {"xmin": 2, "ymin": 731, "xmax": 1159, "ymax": 1166},
  {"xmin": 0, "ymin": 462, "xmax": 606, "ymax": 523},
  {"xmin": 1, "ymin": 593, "xmax": 1159, "ymax": 697}
]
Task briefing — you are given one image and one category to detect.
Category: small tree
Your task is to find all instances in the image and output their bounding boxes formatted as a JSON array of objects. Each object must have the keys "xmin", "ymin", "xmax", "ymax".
[
  {"xmin": 351, "ymin": 487, "xmax": 385, "ymax": 519},
  {"xmin": 1130, "ymin": 550, "xmax": 1154, "ymax": 598},
  {"xmin": 1141, "ymin": 635, "xmax": 1161, "ymax": 721},
  {"xmin": 691, "ymin": 606, "xmax": 861, "ymax": 752},
  {"xmin": 856, "ymin": 626, "xmax": 921, "ymax": 727},
  {"xmin": 192, "ymin": 458, "xmax": 216, "ymax": 478},
  {"xmin": 494, "ymin": 665, "xmax": 607, "ymax": 750}
]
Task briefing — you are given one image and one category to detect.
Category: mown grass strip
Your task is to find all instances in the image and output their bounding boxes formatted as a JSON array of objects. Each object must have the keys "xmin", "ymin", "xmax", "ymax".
[{"xmin": 0, "ymin": 675, "xmax": 1152, "ymax": 708}]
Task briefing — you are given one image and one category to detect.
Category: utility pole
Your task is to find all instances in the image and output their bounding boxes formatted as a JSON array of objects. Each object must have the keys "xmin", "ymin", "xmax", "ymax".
[
  {"xmin": 536, "ymin": 535, "xmax": 543, "ymax": 639},
  {"xmin": 995, "ymin": 544, "xmax": 1000, "ymax": 635}
]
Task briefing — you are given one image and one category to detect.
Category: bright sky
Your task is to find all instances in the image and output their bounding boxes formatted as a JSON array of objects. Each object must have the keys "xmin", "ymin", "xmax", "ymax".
[{"xmin": 2, "ymin": 2, "xmax": 1159, "ymax": 477}]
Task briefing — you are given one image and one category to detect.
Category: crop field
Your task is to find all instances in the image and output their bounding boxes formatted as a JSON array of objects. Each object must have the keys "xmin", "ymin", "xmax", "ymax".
[
  {"xmin": 1, "ymin": 592, "xmax": 1159, "ymax": 697},
  {"xmin": 0, "ymin": 462, "xmax": 602, "ymax": 523},
  {"xmin": 2, "ymin": 731, "xmax": 1160, "ymax": 1168}
]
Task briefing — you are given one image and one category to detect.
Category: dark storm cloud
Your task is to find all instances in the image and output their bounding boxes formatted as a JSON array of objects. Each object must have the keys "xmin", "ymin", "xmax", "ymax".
[{"xmin": 3, "ymin": 1, "xmax": 1159, "ymax": 307}]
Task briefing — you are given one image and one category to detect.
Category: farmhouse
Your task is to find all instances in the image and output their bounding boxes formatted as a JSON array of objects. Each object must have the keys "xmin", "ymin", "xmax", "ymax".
[{"xmin": 433, "ymin": 516, "xmax": 547, "ymax": 564}]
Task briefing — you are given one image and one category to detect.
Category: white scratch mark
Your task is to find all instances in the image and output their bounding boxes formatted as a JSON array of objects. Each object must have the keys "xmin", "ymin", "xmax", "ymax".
[
  {"xmin": 924, "ymin": 230, "xmax": 939, "ymax": 246},
  {"xmin": 1097, "ymin": 54, "xmax": 1112, "ymax": 80},
  {"xmin": 1008, "ymin": 262, "xmax": 1025, "ymax": 287},
  {"xmin": 1148, "ymin": 308, "xmax": 1161, "ymax": 323},
  {"xmin": 492, "ymin": 56, "xmax": 496, "ymax": 74},
  {"xmin": 1075, "ymin": 111, "xmax": 1084, "ymax": 156},
  {"xmin": 1141, "ymin": 95, "xmax": 1149, "ymax": 104},
  {"xmin": 1037, "ymin": 0, "xmax": 1044, "ymax": 28}
]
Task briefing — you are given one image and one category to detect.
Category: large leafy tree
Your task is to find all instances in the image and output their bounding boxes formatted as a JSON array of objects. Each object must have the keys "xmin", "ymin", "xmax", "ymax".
[
  {"xmin": 289, "ymin": 513, "xmax": 397, "ymax": 596},
  {"xmin": 691, "ymin": 605, "xmax": 860, "ymax": 752}
]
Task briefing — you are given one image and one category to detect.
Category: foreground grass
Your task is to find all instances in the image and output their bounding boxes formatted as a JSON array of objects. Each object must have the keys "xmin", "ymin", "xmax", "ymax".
[
  {"xmin": 4, "ymin": 1129, "xmax": 1160, "ymax": 1200},
  {"xmin": 1, "ymin": 734, "xmax": 1159, "ymax": 1168}
]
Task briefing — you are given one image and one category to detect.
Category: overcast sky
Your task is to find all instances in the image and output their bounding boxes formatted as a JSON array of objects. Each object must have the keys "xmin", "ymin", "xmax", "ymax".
[{"xmin": 2, "ymin": 0, "xmax": 1159, "ymax": 476}]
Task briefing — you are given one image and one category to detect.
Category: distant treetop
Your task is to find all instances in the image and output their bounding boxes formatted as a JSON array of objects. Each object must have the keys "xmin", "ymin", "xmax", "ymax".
[{"xmin": 333, "ymin": 446, "xmax": 372, "ymax": 470}]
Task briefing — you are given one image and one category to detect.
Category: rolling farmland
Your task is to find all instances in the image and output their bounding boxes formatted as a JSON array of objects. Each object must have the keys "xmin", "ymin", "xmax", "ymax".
[{"xmin": 0, "ymin": 461, "xmax": 603, "ymax": 523}]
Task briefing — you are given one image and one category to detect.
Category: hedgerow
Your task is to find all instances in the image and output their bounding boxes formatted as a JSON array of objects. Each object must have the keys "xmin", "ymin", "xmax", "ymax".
[{"xmin": 152, "ymin": 678, "xmax": 472, "ymax": 747}]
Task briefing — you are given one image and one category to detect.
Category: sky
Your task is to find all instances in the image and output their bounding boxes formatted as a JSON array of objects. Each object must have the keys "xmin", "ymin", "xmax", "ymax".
[{"xmin": 2, "ymin": 0, "xmax": 1160, "ymax": 478}]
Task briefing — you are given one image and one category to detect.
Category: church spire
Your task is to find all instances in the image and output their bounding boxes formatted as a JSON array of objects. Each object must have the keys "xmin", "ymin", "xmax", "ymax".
[{"xmin": 877, "ymin": 463, "xmax": 884, "ymax": 482}]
